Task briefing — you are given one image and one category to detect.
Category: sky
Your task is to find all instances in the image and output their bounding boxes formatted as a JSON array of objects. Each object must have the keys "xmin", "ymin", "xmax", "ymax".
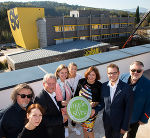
[{"xmin": 0, "ymin": 0, "xmax": 150, "ymax": 10}]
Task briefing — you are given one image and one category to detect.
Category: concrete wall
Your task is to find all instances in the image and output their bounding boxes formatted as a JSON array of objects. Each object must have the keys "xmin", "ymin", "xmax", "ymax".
[{"xmin": 37, "ymin": 18, "xmax": 47, "ymax": 48}]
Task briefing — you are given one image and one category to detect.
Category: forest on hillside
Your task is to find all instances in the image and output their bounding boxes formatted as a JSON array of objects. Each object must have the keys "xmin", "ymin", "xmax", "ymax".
[{"xmin": 0, "ymin": 1, "xmax": 148, "ymax": 44}]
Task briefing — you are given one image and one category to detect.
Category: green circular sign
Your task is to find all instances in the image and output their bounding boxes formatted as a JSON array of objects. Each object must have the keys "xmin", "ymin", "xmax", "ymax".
[{"xmin": 67, "ymin": 96, "xmax": 91, "ymax": 122}]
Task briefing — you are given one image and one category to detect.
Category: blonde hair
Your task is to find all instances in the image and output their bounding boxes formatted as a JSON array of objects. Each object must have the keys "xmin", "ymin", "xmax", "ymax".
[
  {"xmin": 68, "ymin": 62, "xmax": 77, "ymax": 68},
  {"xmin": 107, "ymin": 64, "xmax": 119, "ymax": 72},
  {"xmin": 55, "ymin": 64, "xmax": 69, "ymax": 79}
]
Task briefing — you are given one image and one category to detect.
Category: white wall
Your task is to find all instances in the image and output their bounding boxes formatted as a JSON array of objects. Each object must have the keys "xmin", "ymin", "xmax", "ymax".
[{"xmin": 0, "ymin": 52, "xmax": 150, "ymax": 109}]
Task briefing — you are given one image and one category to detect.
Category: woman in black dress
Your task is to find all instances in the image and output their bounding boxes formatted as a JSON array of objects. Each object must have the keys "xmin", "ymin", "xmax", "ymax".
[
  {"xmin": 75, "ymin": 66, "xmax": 102, "ymax": 138},
  {"xmin": 18, "ymin": 103, "xmax": 48, "ymax": 138}
]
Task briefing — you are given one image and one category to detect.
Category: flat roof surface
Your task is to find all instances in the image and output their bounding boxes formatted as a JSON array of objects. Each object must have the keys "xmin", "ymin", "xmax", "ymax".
[
  {"xmin": 7, "ymin": 40, "xmax": 107, "ymax": 63},
  {"xmin": 119, "ymin": 45, "xmax": 150, "ymax": 55},
  {"xmin": 1, "ymin": 44, "xmax": 150, "ymax": 90},
  {"xmin": 40, "ymin": 56, "xmax": 100, "ymax": 74},
  {"xmin": 0, "ymin": 66, "xmax": 45, "ymax": 90},
  {"xmin": 87, "ymin": 50, "xmax": 132, "ymax": 63}
]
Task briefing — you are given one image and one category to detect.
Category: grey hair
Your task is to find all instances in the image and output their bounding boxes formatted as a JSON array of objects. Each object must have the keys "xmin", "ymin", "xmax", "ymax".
[
  {"xmin": 11, "ymin": 83, "xmax": 35, "ymax": 103},
  {"xmin": 130, "ymin": 61, "xmax": 144, "ymax": 67},
  {"xmin": 43, "ymin": 73, "xmax": 56, "ymax": 84}
]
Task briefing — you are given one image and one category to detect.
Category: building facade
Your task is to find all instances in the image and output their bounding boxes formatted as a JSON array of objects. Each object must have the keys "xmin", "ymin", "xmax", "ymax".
[{"xmin": 37, "ymin": 10, "xmax": 134, "ymax": 47}]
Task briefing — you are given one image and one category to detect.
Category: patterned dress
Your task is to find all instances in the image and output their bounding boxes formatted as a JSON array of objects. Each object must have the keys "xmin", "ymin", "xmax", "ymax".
[{"xmin": 75, "ymin": 78, "xmax": 102, "ymax": 132}]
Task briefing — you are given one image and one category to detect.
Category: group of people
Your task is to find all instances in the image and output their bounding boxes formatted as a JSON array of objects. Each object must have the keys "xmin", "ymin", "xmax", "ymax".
[{"xmin": 0, "ymin": 61, "xmax": 150, "ymax": 138}]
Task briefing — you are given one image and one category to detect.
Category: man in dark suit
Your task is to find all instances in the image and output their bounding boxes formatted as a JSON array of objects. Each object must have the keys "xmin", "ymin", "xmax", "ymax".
[
  {"xmin": 34, "ymin": 73, "xmax": 65, "ymax": 138},
  {"xmin": 102, "ymin": 64, "xmax": 133, "ymax": 138}
]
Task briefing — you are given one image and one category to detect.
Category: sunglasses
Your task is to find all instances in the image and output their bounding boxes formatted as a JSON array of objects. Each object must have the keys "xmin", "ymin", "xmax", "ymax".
[
  {"xmin": 17, "ymin": 94, "xmax": 32, "ymax": 99},
  {"xmin": 131, "ymin": 69, "xmax": 142, "ymax": 73}
]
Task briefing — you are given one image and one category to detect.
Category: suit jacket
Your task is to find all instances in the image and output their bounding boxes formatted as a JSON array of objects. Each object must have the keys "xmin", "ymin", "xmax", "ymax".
[
  {"xmin": 120, "ymin": 73, "xmax": 150, "ymax": 124},
  {"xmin": 102, "ymin": 80, "xmax": 133, "ymax": 131},
  {"xmin": 34, "ymin": 90, "xmax": 63, "ymax": 128}
]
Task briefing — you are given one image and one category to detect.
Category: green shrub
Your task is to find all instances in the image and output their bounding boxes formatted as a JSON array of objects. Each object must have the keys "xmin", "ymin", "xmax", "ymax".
[
  {"xmin": 0, "ymin": 59, "xmax": 8, "ymax": 70},
  {"xmin": 0, "ymin": 30, "xmax": 14, "ymax": 43},
  {"xmin": 0, "ymin": 62, "xmax": 5, "ymax": 70}
]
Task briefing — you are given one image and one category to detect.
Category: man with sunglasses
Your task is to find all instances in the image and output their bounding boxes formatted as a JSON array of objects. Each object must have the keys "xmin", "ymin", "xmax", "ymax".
[
  {"xmin": 120, "ymin": 61, "xmax": 150, "ymax": 138},
  {"xmin": 0, "ymin": 83, "xmax": 34, "ymax": 138}
]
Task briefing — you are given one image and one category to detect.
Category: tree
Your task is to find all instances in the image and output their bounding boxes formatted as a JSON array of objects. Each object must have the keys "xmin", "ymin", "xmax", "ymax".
[
  {"xmin": 147, "ymin": 14, "xmax": 150, "ymax": 24},
  {"xmin": 135, "ymin": 6, "xmax": 140, "ymax": 24},
  {"xmin": 141, "ymin": 20, "xmax": 149, "ymax": 27}
]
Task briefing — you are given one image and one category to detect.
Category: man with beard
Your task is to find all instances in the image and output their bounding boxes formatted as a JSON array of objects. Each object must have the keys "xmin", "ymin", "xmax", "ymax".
[
  {"xmin": 0, "ymin": 83, "xmax": 34, "ymax": 138},
  {"xmin": 120, "ymin": 61, "xmax": 150, "ymax": 138}
]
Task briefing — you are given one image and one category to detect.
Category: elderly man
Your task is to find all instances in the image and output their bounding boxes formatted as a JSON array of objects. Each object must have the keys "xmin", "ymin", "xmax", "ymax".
[
  {"xmin": 0, "ymin": 83, "xmax": 34, "ymax": 138},
  {"xmin": 120, "ymin": 61, "xmax": 150, "ymax": 138},
  {"xmin": 34, "ymin": 73, "xmax": 65, "ymax": 138}
]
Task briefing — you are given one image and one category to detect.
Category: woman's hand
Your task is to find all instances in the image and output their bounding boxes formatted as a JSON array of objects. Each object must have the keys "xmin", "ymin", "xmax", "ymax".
[
  {"xmin": 90, "ymin": 102, "xmax": 99, "ymax": 107},
  {"xmin": 90, "ymin": 109, "xmax": 95, "ymax": 118}
]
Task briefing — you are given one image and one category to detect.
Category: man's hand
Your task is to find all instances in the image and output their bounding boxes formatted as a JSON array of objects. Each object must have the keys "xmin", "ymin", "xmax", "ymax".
[
  {"xmin": 120, "ymin": 129, "xmax": 126, "ymax": 134},
  {"xmin": 63, "ymin": 114, "xmax": 68, "ymax": 123},
  {"xmin": 139, "ymin": 121, "xmax": 145, "ymax": 125},
  {"xmin": 61, "ymin": 100, "xmax": 68, "ymax": 106}
]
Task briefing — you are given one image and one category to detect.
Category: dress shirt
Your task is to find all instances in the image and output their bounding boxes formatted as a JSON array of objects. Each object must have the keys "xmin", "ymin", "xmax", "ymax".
[
  {"xmin": 108, "ymin": 79, "xmax": 119, "ymax": 102},
  {"xmin": 46, "ymin": 90, "xmax": 60, "ymax": 110}
]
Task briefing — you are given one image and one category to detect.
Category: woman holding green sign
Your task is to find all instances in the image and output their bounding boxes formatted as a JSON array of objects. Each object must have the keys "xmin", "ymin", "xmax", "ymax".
[
  {"xmin": 67, "ymin": 62, "xmax": 82, "ymax": 135},
  {"xmin": 75, "ymin": 66, "xmax": 102, "ymax": 138}
]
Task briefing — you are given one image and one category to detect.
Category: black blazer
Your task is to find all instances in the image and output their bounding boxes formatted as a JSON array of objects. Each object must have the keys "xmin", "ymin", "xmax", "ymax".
[
  {"xmin": 34, "ymin": 90, "xmax": 63, "ymax": 127},
  {"xmin": 102, "ymin": 80, "xmax": 133, "ymax": 131}
]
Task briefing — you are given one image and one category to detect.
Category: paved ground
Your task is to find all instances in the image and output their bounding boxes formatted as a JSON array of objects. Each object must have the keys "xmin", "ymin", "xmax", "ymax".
[
  {"xmin": 68, "ymin": 113, "xmax": 150, "ymax": 138},
  {"xmin": 69, "ymin": 70, "xmax": 150, "ymax": 138},
  {"xmin": 0, "ymin": 47, "xmax": 24, "ymax": 72}
]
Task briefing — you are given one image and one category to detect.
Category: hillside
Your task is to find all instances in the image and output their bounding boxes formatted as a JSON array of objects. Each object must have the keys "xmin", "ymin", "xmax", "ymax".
[
  {"xmin": 0, "ymin": 1, "xmax": 135, "ymax": 44},
  {"xmin": 123, "ymin": 7, "xmax": 148, "ymax": 13},
  {"xmin": 0, "ymin": 1, "xmax": 132, "ymax": 17}
]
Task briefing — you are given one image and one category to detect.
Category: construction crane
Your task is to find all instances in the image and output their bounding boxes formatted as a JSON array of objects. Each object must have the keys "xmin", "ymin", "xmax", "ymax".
[{"xmin": 122, "ymin": 10, "xmax": 150, "ymax": 49}]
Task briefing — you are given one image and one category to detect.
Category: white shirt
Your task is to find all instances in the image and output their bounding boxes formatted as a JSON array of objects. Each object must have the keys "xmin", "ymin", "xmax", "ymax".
[
  {"xmin": 45, "ymin": 90, "xmax": 60, "ymax": 110},
  {"xmin": 66, "ymin": 73, "xmax": 82, "ymax": 95},
  {"xmin": 107, "ymin": 79, "xmax": 119, "ymax": 102}
]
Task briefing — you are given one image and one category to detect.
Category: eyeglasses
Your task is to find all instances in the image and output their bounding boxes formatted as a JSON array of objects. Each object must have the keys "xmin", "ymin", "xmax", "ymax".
[
  {"xmin": 108, "ymin": 72, "xmax": 118, "ymax": 75},
  {"xmin": 130, "ymin": 69, "xmax": 142, "ymax": 73},
  {"xmin": 17, "ymin": 94, "xmax": 32, "ymax": 99}
]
